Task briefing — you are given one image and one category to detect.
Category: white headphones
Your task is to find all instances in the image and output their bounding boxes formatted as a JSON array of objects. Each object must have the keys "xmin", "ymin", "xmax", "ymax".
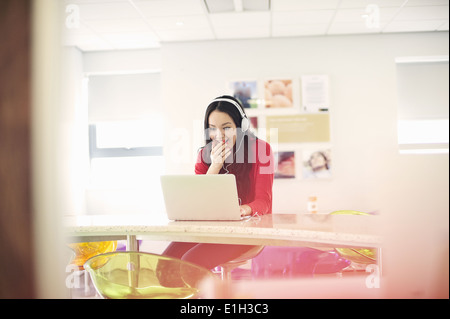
[{"xmin": 210, "ymin": 98, "xmax": 250, "ymax": 132}]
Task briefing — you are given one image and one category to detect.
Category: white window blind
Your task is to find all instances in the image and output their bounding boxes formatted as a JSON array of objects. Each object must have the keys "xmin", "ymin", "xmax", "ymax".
[
  {"xmin": 85, "ymin": 72, "xmax": 165, "ymax": 214},
  {"xmin": 88, "ymin": 72, "xmax": 161, "ymax": 122},
  {"xmin": 395, "ymin": 56, "xmax": 449, "ymax": 154}
]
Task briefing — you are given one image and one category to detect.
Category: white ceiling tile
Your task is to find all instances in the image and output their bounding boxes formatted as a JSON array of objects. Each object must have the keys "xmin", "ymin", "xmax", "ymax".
[
  {"xmin": 60, "ymin": 0, "xmax": 448, "ymax": 52},
  {"xmin": 328, "ymin": 21, "xmax": 383, "ymax": 34},
  {"xmin": 209, "ymin": 12, "xmax": 270, "ymax": 28},
  {"xmin": 214, "ymin": 26, "xmax": 270, "ymax": 39},
  {"xmin": 339, "ymin": 0, "xmax": 406, "ymax": 9},
  {"xmin": 272, "ymin": 10, "xmax": 335, "ymax": 25},
  {"xmin": 101, "ymin": 32, "xmax": 161, "ymax": 49},
  {"xmin": 272, "ymin": 24, "xmax": 328, "ymax": 37},
  {"xmin": 78, "ymin": 2, "xmax": 142, "ymax": 20},
  {"xmin": 63, "ymin": 22, "xmax": 96, "ymax": 36},
  {"xmin": 383, "ymin": 20, "xmax": 445, "ymax": 32},
  {"xmin": 64, "ymin": 33, "xmax": 115, "ymax": 51},
  {"xmin": 156, "ymin": 28, "xmax": 215, "ymax": 42},
  {"xmin": 395, "ymin": 6, "xmax": 449, "ymax": 21},
  {"xmin": 147, "ymin": 15, "xmax": 210, "ymax": 30},
  {"xmin": 133, "ymin": 0, "xmax": 205, "ymax": 17},
  {"xmin": 83, "ymin": 19, "xmax": 150, "ymax": 33},
  {"xmin": 333, "ymin": 7, "xmax": 399, "ymax": 23},
  {"xmin": 64, "ymin": 0, "xmax": 127, "ymax": 3},
  {"xmin": 272, "ymin": 0, "xmax": 340, "ymax": 11},
  {"xmin": 405, "ymin": 0, "xmax": 449, "ymax": 6}
]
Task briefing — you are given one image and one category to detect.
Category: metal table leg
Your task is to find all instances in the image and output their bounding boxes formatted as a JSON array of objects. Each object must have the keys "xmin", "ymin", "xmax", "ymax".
[{"xmin": 126, "ymin": 235, "xmax": 139, "ymax": 251}]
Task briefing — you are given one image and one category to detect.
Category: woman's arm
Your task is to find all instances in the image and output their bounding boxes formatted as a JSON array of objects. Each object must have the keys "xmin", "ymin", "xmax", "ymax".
[{"xmin": 246, "ymin": 141, "xmax": 274, "ymax": 216}]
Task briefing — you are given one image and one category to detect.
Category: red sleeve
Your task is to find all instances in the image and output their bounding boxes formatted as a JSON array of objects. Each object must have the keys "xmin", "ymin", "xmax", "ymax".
[
  {"xmin": 247, "ymin": 140, "xmax": 274, "ymax": 216},
  {"xmin": 195, "ymin": 149, "xmax": 209, "ymax": 175}
]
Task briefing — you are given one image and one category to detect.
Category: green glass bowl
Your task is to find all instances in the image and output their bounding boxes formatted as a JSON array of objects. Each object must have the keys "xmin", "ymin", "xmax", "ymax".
[{"xmin": 84, "ymin": 252, "xmax": 215, "ymax": 299}]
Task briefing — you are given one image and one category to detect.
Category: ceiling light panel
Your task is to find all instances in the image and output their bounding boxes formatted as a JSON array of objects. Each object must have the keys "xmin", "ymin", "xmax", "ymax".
[
  {"xmin": 205, "ymin": 0, "xmax": 270, "ymax": 13},
  {"xmin": 242, "ymin": 0, "xmax": 270, "ymax": 11},
  {"xmin": 204, "ymin": 0, "xmax": 235, "ymax": 13}
]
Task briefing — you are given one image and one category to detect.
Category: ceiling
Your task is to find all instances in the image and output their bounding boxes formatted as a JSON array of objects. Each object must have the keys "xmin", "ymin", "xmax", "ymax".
[{"xmin": 62, "ymin": 0, "xmax": 449, "ymax": 52}]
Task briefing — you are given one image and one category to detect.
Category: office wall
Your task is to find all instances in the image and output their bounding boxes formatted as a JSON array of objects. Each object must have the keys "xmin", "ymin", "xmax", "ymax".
[{"xmin": 161, "ymin": 32, "xmax": 449, "ymax": 216}]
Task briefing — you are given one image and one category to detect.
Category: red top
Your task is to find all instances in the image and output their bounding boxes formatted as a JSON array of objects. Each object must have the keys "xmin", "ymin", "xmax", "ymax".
[{"xmin": 195, "ymin": 138, "xmax": 274, "ymax": 215}]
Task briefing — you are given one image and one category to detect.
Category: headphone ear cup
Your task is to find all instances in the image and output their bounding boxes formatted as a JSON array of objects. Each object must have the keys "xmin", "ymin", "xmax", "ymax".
[{"xmin": 241, "ymin": 117, "xmax": 250, "ymax": 132}]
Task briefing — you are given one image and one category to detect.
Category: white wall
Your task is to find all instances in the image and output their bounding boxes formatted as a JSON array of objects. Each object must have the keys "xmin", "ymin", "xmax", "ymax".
[{"xmin": 161, "ymin": 32, "xmax": 449, "ymax": 216}]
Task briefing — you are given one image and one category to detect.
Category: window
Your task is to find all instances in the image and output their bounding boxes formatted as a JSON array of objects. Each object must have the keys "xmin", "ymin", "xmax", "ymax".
[
  {"xmin": 86, "ymin": 72, "xmax": 165, "ymax": 214},
  {"xmin": 395, "ymin": 56, "xmax": 449, "ymax": 155}
]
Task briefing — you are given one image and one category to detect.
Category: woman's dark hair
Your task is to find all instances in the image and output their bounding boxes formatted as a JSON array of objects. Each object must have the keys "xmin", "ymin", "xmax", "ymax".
[{"xmin": 201, "ymin": 95, "xmax": 258, "ymax": 202}]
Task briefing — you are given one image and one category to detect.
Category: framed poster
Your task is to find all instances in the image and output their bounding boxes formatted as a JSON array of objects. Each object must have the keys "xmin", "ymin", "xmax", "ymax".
[
  {"xmin": 302, "ymin": 148, "xmax": 332, "ymax": 179},
  {"xmin": 228, "ymin": 80, "xmax": 258, "ymax": 108},
  {"xmin": 274, "ymin": 151, "xmax": 296, "ymax": 179},
  {"xmin": 265, "ymin": 113, "xmax": 330, "ymax": 144},
  {"xmin": 264, "ymin": 78, "xmax": 294, "ymax": 109},
  {"xmin": 301, "ymin": 75, "xmax": 329, "ymax": 112}
]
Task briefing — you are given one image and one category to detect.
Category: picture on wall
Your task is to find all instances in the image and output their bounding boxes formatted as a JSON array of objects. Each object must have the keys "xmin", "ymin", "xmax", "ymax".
[
  {"xmin": 265, "ymin": 113, "xmax": 330, "ymax": 144},
  {"xmin": 229, "ymin": 80, "xmax": 258, "ymax": 108},
  {"xmin": 264, "ymin": 79, "xmax": 293, "ymax": 108},
  {"xmin": 302, "ymin": 148, "xmax": 332, "ymax": 179},
  {"xmin": 301, "ymin": 75, "xmax": 329, "ymax": 112},
  {"xmin": 274, "ymin": 151, "xmax": 296, "ymax": 179}
]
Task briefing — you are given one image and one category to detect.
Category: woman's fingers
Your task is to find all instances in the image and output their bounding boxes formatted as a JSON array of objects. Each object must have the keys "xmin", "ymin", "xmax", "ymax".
[
  {"xmin": 211, "ymin": 140, "xmax": 233, "ymax": 165},
  {"xmin": 211, "ymin": 141, "xmax": 225, "ymax": 164}
]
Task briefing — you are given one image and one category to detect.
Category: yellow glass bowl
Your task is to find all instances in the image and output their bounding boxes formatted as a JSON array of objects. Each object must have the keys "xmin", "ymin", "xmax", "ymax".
[
  {"xmin": 68, "ymin": 241, "xmax": 117, "ymax": 270},
  {"xmin": 84, "ymin": 252, "xmax": 215, "ymax": 299}
]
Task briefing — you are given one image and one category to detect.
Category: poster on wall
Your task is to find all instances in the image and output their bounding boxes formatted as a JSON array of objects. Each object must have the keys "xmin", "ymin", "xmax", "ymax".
[
  {"xmin": 264, "ymin": 79, "xmax": 294, "ymax": 108},
  {"xmin": 274, "ymin": 151, "xmax": 296, "ymax": 179},
  {"xmin": 301, "ymin": 75, "xmax": 329, "ymax": 112},
  {"xmin": 265, "ymin": 113, "xmax": 330, "ymax": 144},
  {"xmin": 228, "ymin": 80, "xmax": 258, "ymax": 108},
  {"xmin": 302, "ymin": 148, "xmax": 332, "ymax": 179}
]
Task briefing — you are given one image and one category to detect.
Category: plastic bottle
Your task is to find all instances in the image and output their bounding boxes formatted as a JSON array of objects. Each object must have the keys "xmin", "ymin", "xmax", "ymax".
[{"xmin": 307, "ymin": 196, "xmax": 318, "ymax": 214}]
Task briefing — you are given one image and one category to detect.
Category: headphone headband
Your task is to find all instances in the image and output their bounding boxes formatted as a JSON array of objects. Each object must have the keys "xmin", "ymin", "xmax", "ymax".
[
  {"xmin": 211, "ymin": 98, "xmax": 245, "ymax": 118},
  {"xmin": 210, "ymin": 97, "xmax": 249, "ymax": 132}
]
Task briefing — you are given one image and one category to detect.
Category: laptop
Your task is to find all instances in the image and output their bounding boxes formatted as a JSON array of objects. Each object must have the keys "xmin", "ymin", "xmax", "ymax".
[{"xmin": 160, "ymin": 174, "xmax": 243, "ymax": 221}]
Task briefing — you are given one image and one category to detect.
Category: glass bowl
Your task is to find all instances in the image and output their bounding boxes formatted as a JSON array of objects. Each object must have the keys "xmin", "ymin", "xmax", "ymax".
[
  {"xmin": 84, "ymin": 252, "xmax": 215, "ymax": 299},
  {"xmin": 68, "ymin": 241, "xmax": 117, "ymax": 270}
]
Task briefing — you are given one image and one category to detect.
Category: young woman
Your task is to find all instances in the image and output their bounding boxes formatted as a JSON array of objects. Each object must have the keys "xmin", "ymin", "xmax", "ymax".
[{"xmin": 162, "ymin": 95, "xmax": 274, "ymax": 270}]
